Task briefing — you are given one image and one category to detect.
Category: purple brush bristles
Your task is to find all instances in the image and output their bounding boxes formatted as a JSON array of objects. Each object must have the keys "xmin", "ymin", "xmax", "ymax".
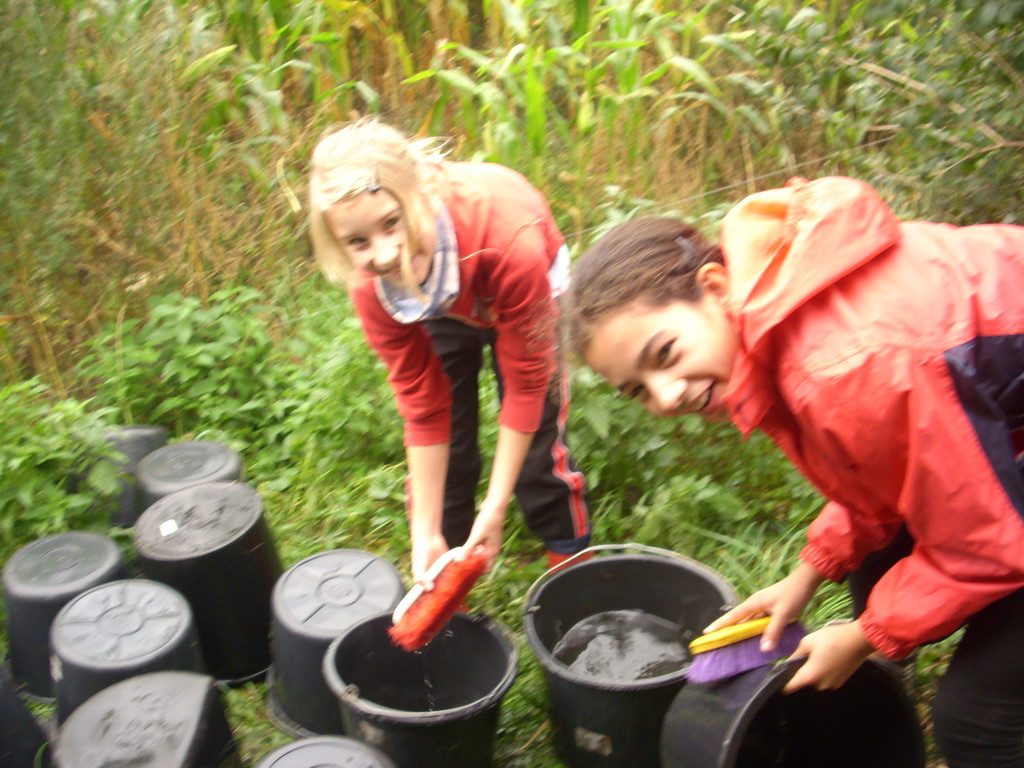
[{"xmin": 686, "ymin": 622, "xmax": 807, "ymax": 684}]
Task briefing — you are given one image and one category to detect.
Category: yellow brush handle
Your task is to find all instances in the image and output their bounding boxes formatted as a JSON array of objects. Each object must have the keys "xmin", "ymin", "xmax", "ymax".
[{"xmin": 689, "ymin": 616, "xmax": 773, "ymax": 655}]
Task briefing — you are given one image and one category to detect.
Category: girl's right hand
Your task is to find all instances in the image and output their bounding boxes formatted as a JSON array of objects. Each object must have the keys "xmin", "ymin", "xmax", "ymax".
[
  {"xmin": 703, "ymin": 561, "xmax": 825, "ymax": 652},
  {"xmin": 411, "ymin": 532, "xmax": 451, "ymax": 590}
]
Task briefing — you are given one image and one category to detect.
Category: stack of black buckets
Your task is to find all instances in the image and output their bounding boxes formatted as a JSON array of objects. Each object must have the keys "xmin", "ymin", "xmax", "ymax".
[
  {"xmin": 1, "ymin": 426, "xmax": 401, "ymax": 768},
  {"xmin": 2, "ymin": 426, "xmax": 929, "ymax": 768}
]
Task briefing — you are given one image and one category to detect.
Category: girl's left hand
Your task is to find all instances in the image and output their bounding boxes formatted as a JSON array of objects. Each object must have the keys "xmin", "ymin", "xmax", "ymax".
[
  {"xmin": 461, "ymin": 498, "xmax": 507, "ymax": 571},
  {"xmin": 782, "ymin": 620, "xmax": 875, "ymax": 694}
]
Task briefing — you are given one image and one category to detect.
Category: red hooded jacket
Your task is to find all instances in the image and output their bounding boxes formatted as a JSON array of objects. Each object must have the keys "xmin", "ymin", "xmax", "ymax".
[{"xmin": 720, "ymin": 176, "xmax": 1024, "ymax": 659}]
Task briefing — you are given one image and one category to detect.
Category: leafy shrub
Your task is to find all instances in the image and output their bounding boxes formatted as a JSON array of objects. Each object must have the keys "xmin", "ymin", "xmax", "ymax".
[
  {"xmin": 569, "ymin": 365, "xmax": 821, "ymax": 546},
  {"xmin": 250, "ymin": 322, "xmax": 406, "ymax": 492},
  {"xmin": 0, "ymin": 380, "xmax": 122, "ymax": 548},
  {"xmin": 76, "ymin": 287, "xmax": 300, "ymax": 438}
]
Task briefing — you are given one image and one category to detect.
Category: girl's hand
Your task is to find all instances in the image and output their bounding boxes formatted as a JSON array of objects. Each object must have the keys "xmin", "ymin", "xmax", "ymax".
[
  {"xmin": 460, "ymin": 424, "xmax": 528, "ymax": 572},
  {"xmin": 460, "ymin": 498, "xmax": 507, "ymax": 572},
  {"xmin": 411, "ymin": 532, "xmax": 451, "ymax": 589},
  {"xmin": 782, "ymin": 620, "xmax": 875, "ymax": 693},
  {"xmin": 704, "ymin": 561, "xmax": 825, "ymax": 652}
]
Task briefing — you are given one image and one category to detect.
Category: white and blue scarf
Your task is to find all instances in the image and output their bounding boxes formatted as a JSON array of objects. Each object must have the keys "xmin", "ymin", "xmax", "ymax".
[{"xmin": 376, "ymin": 206, "xmax": 460, "ymax": 324}]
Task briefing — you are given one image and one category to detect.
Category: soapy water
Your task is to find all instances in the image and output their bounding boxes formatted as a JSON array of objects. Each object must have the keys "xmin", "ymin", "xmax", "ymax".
[{"xmin": 552, "ymin": 609, "xmax": 690, "ymax": 682}]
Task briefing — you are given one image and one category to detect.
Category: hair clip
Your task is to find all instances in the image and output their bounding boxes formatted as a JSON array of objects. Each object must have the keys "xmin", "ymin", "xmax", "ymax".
[{"xmin": 675, "ymin": 235, "xmax": 697, "ymax": 260}]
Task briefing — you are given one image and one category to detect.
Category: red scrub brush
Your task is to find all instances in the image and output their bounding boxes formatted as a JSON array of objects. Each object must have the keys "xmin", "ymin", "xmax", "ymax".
[
  {"xmin": 686, "ymin": 616, "xmax": 807, "ymax": 684},
  {"xmin": 389, "ymin": 547, "xmax": 489, "ymax": 652}
]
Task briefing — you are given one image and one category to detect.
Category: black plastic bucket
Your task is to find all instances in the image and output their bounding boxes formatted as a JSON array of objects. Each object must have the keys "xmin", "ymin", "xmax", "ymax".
[
  {"xmin": 133, "ymin": 481, "xmax": 282, "ymax": 683},
  {"xmin": 104, "ymin": 425, "xmax": 169, "ymax": 527},
  {"xmin": 323, "ymin": 612, "xmax": 517, "ymax": 768},
  {"xmin": 661, "ymin": 657, "xmax": 925, "ymax": 767},
  {"xmin": 50, "ymin": 578, "xmax": 204, "ymax": 723},
  {"xmin": 523, "ymin": 544, "xmax": 737, "ymax": 768},
  {"xmin": 1, "ymin": 667, "xmax": 51, "ymax": 767},
  {"xmin": 135, "ymin": 440, "xmax": 242, "ymax": 512},
  {"xmin": 54, "ymin": 671, "xmax": 240, "ymax": 768},
  {"xmin": 253, "ymin": 736, "xmax": 398, "ymax": 768},
  {"xmin": 2, "ymin": 530, "xmax": 127, "ymax": 699},
  {"xmin": 268, "ymin": 549, "xmax": 405, "ymax": 737}
]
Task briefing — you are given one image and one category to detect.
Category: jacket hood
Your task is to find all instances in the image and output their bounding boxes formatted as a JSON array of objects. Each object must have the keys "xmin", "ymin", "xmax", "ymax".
[{"xmin": 720, "ymin": 176, "xmax": 903, "ymax": 355}]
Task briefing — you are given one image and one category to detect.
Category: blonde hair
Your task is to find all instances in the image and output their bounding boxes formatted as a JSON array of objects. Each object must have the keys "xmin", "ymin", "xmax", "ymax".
[{"xmin": 308, "ymin": 117, "xmax": 447, "ymax": 285}]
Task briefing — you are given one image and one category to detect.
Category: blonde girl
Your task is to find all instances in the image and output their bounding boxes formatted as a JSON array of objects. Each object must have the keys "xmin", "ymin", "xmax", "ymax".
[{"xmin": 308, "ymin": 118, "xmax": 589, "ymax": 587}]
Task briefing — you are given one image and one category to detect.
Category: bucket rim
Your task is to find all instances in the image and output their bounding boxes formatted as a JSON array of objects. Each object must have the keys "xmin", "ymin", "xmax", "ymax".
[
  {"xmin": 323, "ymin": 612, "xmax": 519, "ymax": 724},
  {"xmin": 522, "ymin": 545, "xmax": 737, "ymax": 691},
  {"xmin": 523, "ymin": 543, "xmax": 736, "ymax": 611}
]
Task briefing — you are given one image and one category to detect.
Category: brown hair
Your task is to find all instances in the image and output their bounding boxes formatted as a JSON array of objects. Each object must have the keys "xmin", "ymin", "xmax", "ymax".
[{"xmin": 564, "ymin": 216, "xmax": 724, "ymax": 359}]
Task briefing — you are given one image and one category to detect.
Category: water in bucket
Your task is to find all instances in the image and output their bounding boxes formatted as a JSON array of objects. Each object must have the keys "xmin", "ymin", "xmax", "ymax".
[
  {"xmin": 354, "ymin": 646, "xmax": 457, "ymax": 712},
  {"xmin": 552, "ymin": 609, "xmax": 690, "ymax": 682}
]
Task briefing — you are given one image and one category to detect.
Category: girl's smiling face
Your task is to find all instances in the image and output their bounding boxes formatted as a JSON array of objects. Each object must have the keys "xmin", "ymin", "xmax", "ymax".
[
  {"xmin": 324, "ymin": 189, "xmax": 435, "ymax": 286},
  {"xmin": 583, "ymin": 263, "xmax": 740, "ymax": 419}
]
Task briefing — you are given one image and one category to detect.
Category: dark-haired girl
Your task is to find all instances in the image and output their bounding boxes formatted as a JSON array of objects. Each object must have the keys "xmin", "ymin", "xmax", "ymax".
[{"xmin": 565, "ymin": 176, "xmax": 1024, "ymax": 768}]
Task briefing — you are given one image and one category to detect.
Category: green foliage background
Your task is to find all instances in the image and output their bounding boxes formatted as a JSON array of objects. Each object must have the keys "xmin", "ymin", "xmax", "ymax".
[{"xmin": 1, "ymin": 0, "xmax": 1022, "ymax": 764}]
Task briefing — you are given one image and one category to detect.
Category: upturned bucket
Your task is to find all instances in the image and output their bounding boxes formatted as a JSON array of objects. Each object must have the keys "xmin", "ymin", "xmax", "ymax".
[
  {"xmin": 268, "ymin": 549, "xmax": 405, "ymax": 737},
  {"xmin": 54, "ymin": 671, "xmax": 240, "ymax": 768},
  {"xmin": 323, "ymin": 612, "xmax": 517, "ymax": 768},
  {"xmin": 523, "ymin": 543, "xmax": 737, "ymax": 768},
  {"xmin": 133, "ymin": 482, "xmax": 283, "ymax": 683},
  {"xmin": 660, "ymin": 657, "xmax": 925, "ymax": 767},
  {"xmin": 104, "ymin": 425, "xmax": 169, "ymax": 527},
  {"xmin": 1, "ymin": 667, "xmax": 51, "ymax": 767},
  {"xmin": 135, "ymin": 441, "xmax": 242, "ymax": 512},
  {"xmin": 50, "ymin": 578, "xmax": 203, "ymax": 722},
  {"xmin": 2, "ymin": 530, "xmax": 127, "ymax": 699}
]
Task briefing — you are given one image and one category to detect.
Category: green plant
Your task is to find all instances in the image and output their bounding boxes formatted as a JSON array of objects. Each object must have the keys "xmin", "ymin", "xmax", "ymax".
[
  {"xmin": 0, "ymin": 380, "xmax": 122, "ymax": 547},
  {"xmin": 732, "ymin": 0, "xmax": 1024, "ymax": 223},
  {"xmin": 76, "ymin": 287, "xmax": 300, "ymax": 437}
]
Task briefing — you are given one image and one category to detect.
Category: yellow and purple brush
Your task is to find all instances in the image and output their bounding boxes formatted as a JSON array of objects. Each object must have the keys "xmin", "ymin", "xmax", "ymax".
[{"xmin": 686, "ymin": 616, "xmax": 806, "ymax": 684}]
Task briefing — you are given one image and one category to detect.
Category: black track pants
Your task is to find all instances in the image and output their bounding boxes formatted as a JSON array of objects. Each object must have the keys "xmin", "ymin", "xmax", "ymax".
[
  {"xmin": 848, "ymin": 529, "xmax": 1024, "ymax": 768},
  {"xmin": 423, "ymin": 317, "xmax": 590, "ymax": 551}
]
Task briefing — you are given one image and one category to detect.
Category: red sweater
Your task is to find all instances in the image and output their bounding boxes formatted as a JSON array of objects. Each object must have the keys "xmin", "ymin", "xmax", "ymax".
[
  {"xmin": 721, "ymin": 176, "xmax": 1024, "ymax": 658},
  {"xmin": 350, "ymin": 161, "xmax": 565, "ymax": 446}
]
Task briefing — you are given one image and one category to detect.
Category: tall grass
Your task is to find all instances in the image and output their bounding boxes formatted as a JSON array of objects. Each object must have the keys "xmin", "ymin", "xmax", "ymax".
[{"xmin": 5, "ymin": 0, "xmax": 1020, "ymax": 389}]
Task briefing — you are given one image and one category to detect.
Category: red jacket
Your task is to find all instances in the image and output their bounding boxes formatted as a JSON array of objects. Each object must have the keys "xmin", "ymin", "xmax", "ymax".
[
  {"xmin": 350, "ymin": 161, "xmax": 564, "ymax": 446},
  {"xmin": 720, "ymin": 176, "xmax": 1024, "ymax": 658}
]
